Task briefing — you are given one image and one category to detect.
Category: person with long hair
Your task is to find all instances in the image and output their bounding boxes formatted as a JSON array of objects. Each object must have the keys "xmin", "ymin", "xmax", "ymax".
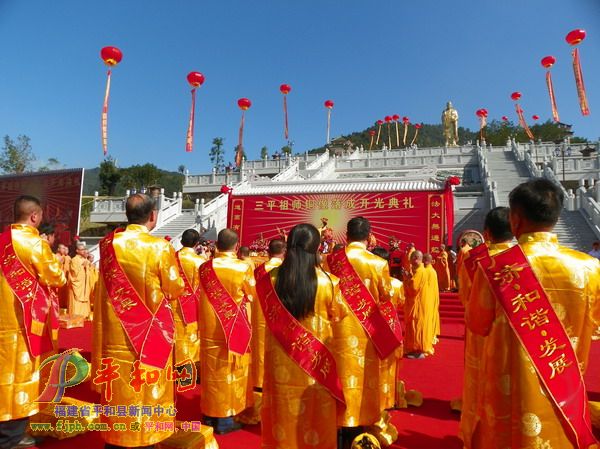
[{"xmin": 257, "ymin": 224, "xmax": 348, "ymax": 449}]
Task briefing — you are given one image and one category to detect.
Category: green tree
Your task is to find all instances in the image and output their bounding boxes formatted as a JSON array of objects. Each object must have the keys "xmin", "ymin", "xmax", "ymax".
[
  {"xmin": 98, "ymin": 156, "xmax": 121, "ymax": 196},
  {"xmin": 210, "ymin": 137, "xmax": 225, "ymax": 171},
  {"xmin": 281, "ymin": 145, "xmax": 292, "ymax": 155},
  {"xmin": 260, "ymin": 146, "xmax": 269, "ymax": 159},
  {"xmin": 38, "ymin": 157, "xmax": 64, "ymax": 172},
  {"xmin": 178, "ymin": 164, "xmax": 186, "ymax": 174},
  {"xmin": 0, "ymin": 135, "xmax": 35, "ymax": 174},
  {"xmin": 121, "ymin": 163, "xmax": 162, "ymax": 190}
]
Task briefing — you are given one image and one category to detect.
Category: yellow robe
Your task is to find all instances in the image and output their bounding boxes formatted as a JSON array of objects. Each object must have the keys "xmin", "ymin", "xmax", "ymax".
[
  {"xmin": 252, "ymin": 257, "xmax": 283, "ymax": 389},
  {"xmin": 424, "ymin": 264, "xmax": 440, "ymax": 338},
  {"xmin": 198, "ymin": 251, "xmax": 256, "ymax": 417},
  {"xmin": 459, "ymin": 241, "xmax": 511, "ymax": 449},
  {"xmin": 87, "ymin": 263, "xmax": 98, "ymax": 313},
  {"xmin": 434, "ymin": 250, "xmax": 451, "ymax": 291},
  {"xmin": 92, "ymin": 224, "xmax": 184, "ymax": 447},
  {"xmin": 324, "ymin": 241, "xmax": 394, "ymax": 427},
  {"xmin": 174, "ymin": 247, "xmax": 206, "ymax": 364},
  {"xmin": 466, "ymin": 232, "xmax": 600, "ymax": 449},
  {"xmin": 57, "ymin": 253, "xmax": 71, "ymax": 309},
  {"xmin": 403, "ymin": 264, "xmax": 437, "ymax": 354},
  {"xmin": 402, "ymin": 248, "xmax": 415, "ymax": 279},
  {"xmin": 0, "ymin": 224, "xmax": 66, "ymax": 422},
  {"xmin": 456, "ymin": 244, "xmax": 472, "ymax": 283},
  {"xmin": 261, "ymin": 267, "xmax": 348, "ymax": 449},
  {"xmin": 68, "ymin": 254, "xmax": 90, "ymax": 318}
]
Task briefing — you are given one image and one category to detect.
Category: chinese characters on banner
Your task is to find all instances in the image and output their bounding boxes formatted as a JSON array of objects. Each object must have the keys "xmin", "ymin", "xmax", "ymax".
[
  {"xmin": 228, "ymin": 189, "xmax": 453, "ymax": 253},
  {"xmin": 0, "ymin": 169, "xmax": 84, "ymax": 247}
]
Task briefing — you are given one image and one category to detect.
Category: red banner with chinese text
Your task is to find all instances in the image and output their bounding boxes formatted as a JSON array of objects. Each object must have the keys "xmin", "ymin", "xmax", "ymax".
[
  {"xmin": 482, "ymin": 245, "xmax": 597, "ymax": 449},
  {"xmin": 228, "ymin": 188, "xmax": 453, "ymax": 253},
  {"xmin": 0, "ymin": 169, "xmax": 84, "ymax": 248}
]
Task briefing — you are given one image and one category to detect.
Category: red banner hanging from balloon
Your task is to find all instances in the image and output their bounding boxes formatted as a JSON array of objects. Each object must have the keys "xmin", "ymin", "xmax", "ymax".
[
  {"xmin": 101, "ymin": 69, "xmax": 112, "ymax": 156},
  {"xmin": 185, "ymin": 88, "xmax": 196, "ymax": 153},
  {"xmin": 280, "ymin": 84, "xmax": 291, "ymax": 140},
  {"xmin": 572, "ymin": 48, "xmax": 590, "ymax": 116},
  {"xmin": 410, "ymin": 124, "xmax": 422, "ymax": 146},
  {"xmin": 515, "ymin": 104, "xmax": 535, "ymax": 140},
  {"xmin": 546, "ymin": 71, "xmax": 560, "ymax": 122},
  {"xmin": 237, "ymin": 98, "xmax": 251, "ymax": 167}
]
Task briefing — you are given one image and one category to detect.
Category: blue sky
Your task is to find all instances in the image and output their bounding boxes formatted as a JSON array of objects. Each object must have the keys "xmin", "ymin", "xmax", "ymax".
[{"xmin": 0, "ymin": 0, "xmax": 599, "ymax": 174}]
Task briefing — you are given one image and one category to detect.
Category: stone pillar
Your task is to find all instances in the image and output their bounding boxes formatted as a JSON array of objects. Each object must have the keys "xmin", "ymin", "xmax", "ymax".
[{"xmin": 211, "ymin": 167, "xmax": 216, "ymax": 184}]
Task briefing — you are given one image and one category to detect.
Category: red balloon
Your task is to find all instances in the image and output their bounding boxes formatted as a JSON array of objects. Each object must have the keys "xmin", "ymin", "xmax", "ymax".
[
  {"xmin": 187, "ymin": 72, "xmax": 205, "ymax": 88},
  {"xmin": 501, "ymin": 116, "xmax": 509, "ymax": 121},
  {"xmin": 415, "ymin": 123, "xmax": 423, "ymax": 129},
  {"xmin": 220, "ymin": 185, "xmax": 232, "ymax": 194},
  {"xmin": 541, "ymin": 56, "xmax": 556, "ymax": 69},
  {"xmin": 280, "ymin": 84, "xmax": 291, "ymax": 95},
  {"xmin": 392, "ymin": 114, "xmax": 400, "ymax": 121},
  {"xmin": 511, "ymin": 91, "xmax": 522, "ymax": 101},
  {"xmin": 566, "ymin": 29, "xmax": 586, "ymax": 46},
  {"xmin": 384, "ymin": 115, "xmax": 392, "ymax": 123},
  {"xmin": 369, "ymin": 130, "xmax": 376, "ymax": 136},
  {"xmin": 100, "ymin": 46, "xmax": 122, "ymax": 66},
  {"xmin": 532, "ymin": 115, "xmax": 540, "ymax": 121},
  {"xmin": 324, "ymin": 100, "xmax": 334, "ymax": 109},
  {"xmin": 238, "ymin": 98, "xmax": 252, "ymax": 110},
  {"xmin": 402, "ymin": 116, "xmax": 410, "ymax": 124},
  {"xmin": 376, "ymin": 120, "xmax": 384, "ymax": 125},
  {"xmin": 476, "ymin": 109, "xmax": 483, "ymax": 117}
]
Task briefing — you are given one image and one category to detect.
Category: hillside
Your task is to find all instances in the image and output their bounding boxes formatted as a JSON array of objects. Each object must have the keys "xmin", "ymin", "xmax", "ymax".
[{"xmin": 82, "ymin": 165, "xmax": 184, "ymax": 197}]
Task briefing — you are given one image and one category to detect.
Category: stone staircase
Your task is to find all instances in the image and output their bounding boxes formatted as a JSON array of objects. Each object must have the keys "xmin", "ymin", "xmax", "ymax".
[
  {"xmin": 554, "ymin": 210, "xmax": 595, "ymax": 253},
  {"xmin": 151, "ymin": 213, "xmax": 198, "ymax": 238}
]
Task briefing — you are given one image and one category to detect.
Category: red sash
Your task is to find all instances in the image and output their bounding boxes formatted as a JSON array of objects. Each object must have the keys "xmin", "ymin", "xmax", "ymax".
[
  {"xmin": 254, "ymin": 263, "xmax": 268, "ymax": 282},
  {"xmin": 327, "ymin": 249, "xmax": 402, "ymax": 359},
  {"xmin": 464, "ymin": 244, "xmax": 491, "ymax": 281},
  {"xmin": 99, "ymin": 231, "xmax": 175, "ymax": 369},
  {"xmin": 255, "ymin": 271, "xmax": 345, "ymax": 404},
  {"xmin": 482, "ymin": 245, "xmax": 597, "ymax": 449},
  {"xmin": 175, "ymin": 252, "xmax": 199, "ymax": 325},
  {"xmin": 198, "ymin": 260, "xmax": 252, "ymax": 355},
  {"xmin": 0, "ymin": 230, "xmax": 58, "ymax": 357}
]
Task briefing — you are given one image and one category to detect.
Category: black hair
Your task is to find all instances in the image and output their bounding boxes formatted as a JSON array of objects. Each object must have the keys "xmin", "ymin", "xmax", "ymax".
[
  {"xmin": 239, "ymin": 246, "xmax": 250, "ymax": 257},
  {"xmin": 217, "ymin": 228, "xmax": 238, "ymax": 251},
  {"xmin": 39, "ymin": 222, "xmax": 55, "ymax": 236},
  {"xmin": 508, "ymin": 178, "xmax": 563, "ymax": 227},
  {"xmin": 13, "ymin": 195, "xmax": 42, "ymax": 221},
  {"xmin": 484, "ymin": 207, "xmax": 513, "ymax": 242},
  {"xmin": 371, "ymin": 246, "xmax": 389, "ymax": 261},
  {"xmin": 347, "ymin": 216, "xmax": 371, "ymax": 242},
  {"xmin": 268, "ymin": 238, "xmax": 286, "ymax": 256},
  {"xmin": 125, "ymin": 194, "xmax": 156, "ymax": 225},
  {"xmin": 275, "ymin": 223, "xmax": 320, "ymax": 320},
  {"xmin": 181, "ymin": 229, "xmax": 200, "ymax": 248}
]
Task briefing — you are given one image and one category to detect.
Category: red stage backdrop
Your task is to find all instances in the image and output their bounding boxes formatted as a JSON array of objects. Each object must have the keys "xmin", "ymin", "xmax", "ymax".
[
  {"xmin": 227, "ymin": 185, "xmax": 454, "ymax": 254},
  {"xmin": 0, "ymin": 169, "xmax": 84, "ymax": 247}
]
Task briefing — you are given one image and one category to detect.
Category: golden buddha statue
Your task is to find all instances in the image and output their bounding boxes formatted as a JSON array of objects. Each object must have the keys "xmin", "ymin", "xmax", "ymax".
[{"xmin": 442, "ymin": 101, "xmax": 459, "ymax": 146}]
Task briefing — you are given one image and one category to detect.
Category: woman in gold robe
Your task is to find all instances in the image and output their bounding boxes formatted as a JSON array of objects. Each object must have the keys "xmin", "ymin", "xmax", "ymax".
[{"xmin": 261, "ymin": 224, "xmax": 349, "ymax": 449}]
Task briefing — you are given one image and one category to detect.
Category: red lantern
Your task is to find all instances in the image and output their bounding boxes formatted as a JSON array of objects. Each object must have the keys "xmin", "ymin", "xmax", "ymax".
[
  {"xmin": 384, "ymin": 115, "xmax": 392, "ymax": 123},
  {"xmin": 532, "ymin": 115, "xmax": 540, "ymax": 121},
  {"xmin": 368, "ymin": 130, "xmax": 376, "ymax": 136},
  {"xmin": 324, "ymin": 100, "xmax": 334, "ymax": 109},
  {"xmin": 220, "ymin": 185, "xmax": 232, "ymax": 194},
  {"xmin": 501, "ymin": 116, "xmax": 509, "ymax": 121},
  {"xmin": 100, "ymin": 46, "xmax": 123, "ymax": 156},
  {"xmin": 415, "ymin": 123, "xmax": 422, "ymax": 129},
  {"xmin": 511, "ymin": 92, "xmax": 522, "ymax": 101},
  {"xmin": 447, "ymin": 176, "xmax": 461, "ymax": 186},
  {"xmin": 376, "ymin": 119, "xmax": 384, "ymax": 125},
  {"xmin": 541, "ymin": 56, "xmax": 556, "ymax": 69},
  {"xmin": 402, "ymin": 116, "xmax": 410, "ymax": 124},
  {"xmin": 566, "ymin": 29, "xmax": 586, "ymax": 46},
  {"xmin": 392, "ymin": 114, "xmax": 400, "ymax": 121},
  {"xmin": 280, "ymin": 84, "xmax": 291, "ymax": 139},
  {"xmin": 475, "ymin": 109, "xmax": 483, "ymax": 117},
  {"xmin": 238, "ymin": 98, "xmax": 252, "ymax": 110},
  {"xmin": 100, "ymin": 46, "xmax": 122, "ymax": 66},
  {"xmin": 185, "ymin": 72, "xmax": 205, "ymax": 153},
  {"xmin": 324, "ymin": 100, "xmax": 334, "ymax": 143},
  {"xmin": 566, "ymin": 29, "xmax": 589, "ymax": 115}
]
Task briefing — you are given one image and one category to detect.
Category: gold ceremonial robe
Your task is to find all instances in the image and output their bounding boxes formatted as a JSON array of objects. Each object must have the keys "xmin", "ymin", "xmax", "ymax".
[
  {"xmin": 402, "ymin": 248, "xmax": 415, "ymax": 278},
  {"xmin": 381, "ymin": 277, "xmax": 404, "ymax": 409},
  {"xmin": 424, "ymin": 265, "xmax": 440, "ymax": 338},
  {"xmin": 92, "ymin": 224, "xmax": 184, "ymax": 447},
  {"xmin": 466, "ymin": 232, "xmax": 600, "ymax": 449},
  {"xmin": 324, "ymin": 241, "xmax": 394, "ymax": 427},
  {"xmin": 174, "ymin": 247, "xmax": 206, "ymax": 364},
  {"xmin": 434, "ymin": 250, "xmax": 451, "ymax": 291},
  {"xmin": 87, "ymin": 262, "xmax": 98, "ymax": 312},
  {"xmin": 261, "ymin": 267, "xmax": 348, "ymax": 449},
  {"xmin": 404, "ymin": 264, "xmax": 437, "ymax": 355},
  {"xmin": 0, "ymin": 224, "xmax": 66, "ymax": 422},
  {"xmin": 68, "ymin": 254, "xmax": 90, "ymax": 318},
  {"xmin": 57, "ymin": 253, "xmax": 71, "ymax": 309},
  {"xmin": 252, "ymin": 257, "xmax": 283, "ymax": 389},
  {"xmin": 459, "ymin": 241, "xmax": 511, "ymax": 449},
  {"xmin": 198, "ymin": 251, "xmax": 256, "ymax": 417},
  {"xmin": 456, "ymin": 244, "xmax": 472, "ymax": 282}
]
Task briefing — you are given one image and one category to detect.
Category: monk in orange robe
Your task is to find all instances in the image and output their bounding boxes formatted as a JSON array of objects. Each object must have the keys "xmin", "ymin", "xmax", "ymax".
[
  {"xmin": 198, "ymin": 229, "xmax": 256, "ymax": 434},
  {"xmin": 401, "ymin": 243, "xmax": 415, "ymax": 279},
  {"xmin": 0, "ymin": 196, "xmax": 66, "ymax": 449},
  {"xmin": 458, "ymin": 207, "xmax": 512, "ymax": 448},
  {"xmin": 68, "ymin": 242, "xmax": 90, "ymax": 318},
  {"xmin": 93, "ymin": 194, "xmax": 184, "ymax": 448},
  {"xmin": 174, "ymin": 229, "xmax": 207, "ymax": 366},
  {"xmin": 404, "ymin": 251, "xmax": 438, "ymax": 357},
  {"xmin": 56, "ymin": 242, "xmax": 71, "ymax": 309},
  {"xmin": 455, "ymin": 238, "xmax": 472, "ymax": 282},
  {"xmin": 433, "ymin": 244, "xmax": 451, "ymax": 291},
  {"xmin": 423, "ymin": 253, "xmax": 440, "ymax": 341},
  {"xmin": 466, "ymin": 179, "xmax": 600, "ymax": 448}
]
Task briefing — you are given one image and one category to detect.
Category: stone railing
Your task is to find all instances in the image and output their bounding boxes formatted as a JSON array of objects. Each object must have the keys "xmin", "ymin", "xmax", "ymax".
[
  {"xmin": 477, "ymin": 145, "xmax": 499, "ymax": 209},
  {"xmin": 334, "ymin": 152, "xmax": 475, "ymax": 170},
  {"xmin": 305, "ymin": 150, "xmax": 330, "ymax": 171},
  {"xmin": 271, "ymin": 159, "xmax": 301, "ymax": 182},
  {"xmin": 541, "ymin": 166, "xmax": 576, "ymax": 210},
  {"xmin": 355, "ymin": 145, "xmax": 474, "ymax": 160}
]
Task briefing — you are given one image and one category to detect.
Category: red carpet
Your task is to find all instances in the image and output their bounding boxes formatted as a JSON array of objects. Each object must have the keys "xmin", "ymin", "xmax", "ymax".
[{"xmin": 33, "ymin": 294, "xmax": 600, "ymax": 448}]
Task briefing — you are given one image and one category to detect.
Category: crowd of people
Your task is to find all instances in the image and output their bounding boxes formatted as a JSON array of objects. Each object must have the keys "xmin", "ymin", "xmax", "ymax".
[{"xmin": 1, "ymin": 176, "xmax": 599, "ymax": 449}]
